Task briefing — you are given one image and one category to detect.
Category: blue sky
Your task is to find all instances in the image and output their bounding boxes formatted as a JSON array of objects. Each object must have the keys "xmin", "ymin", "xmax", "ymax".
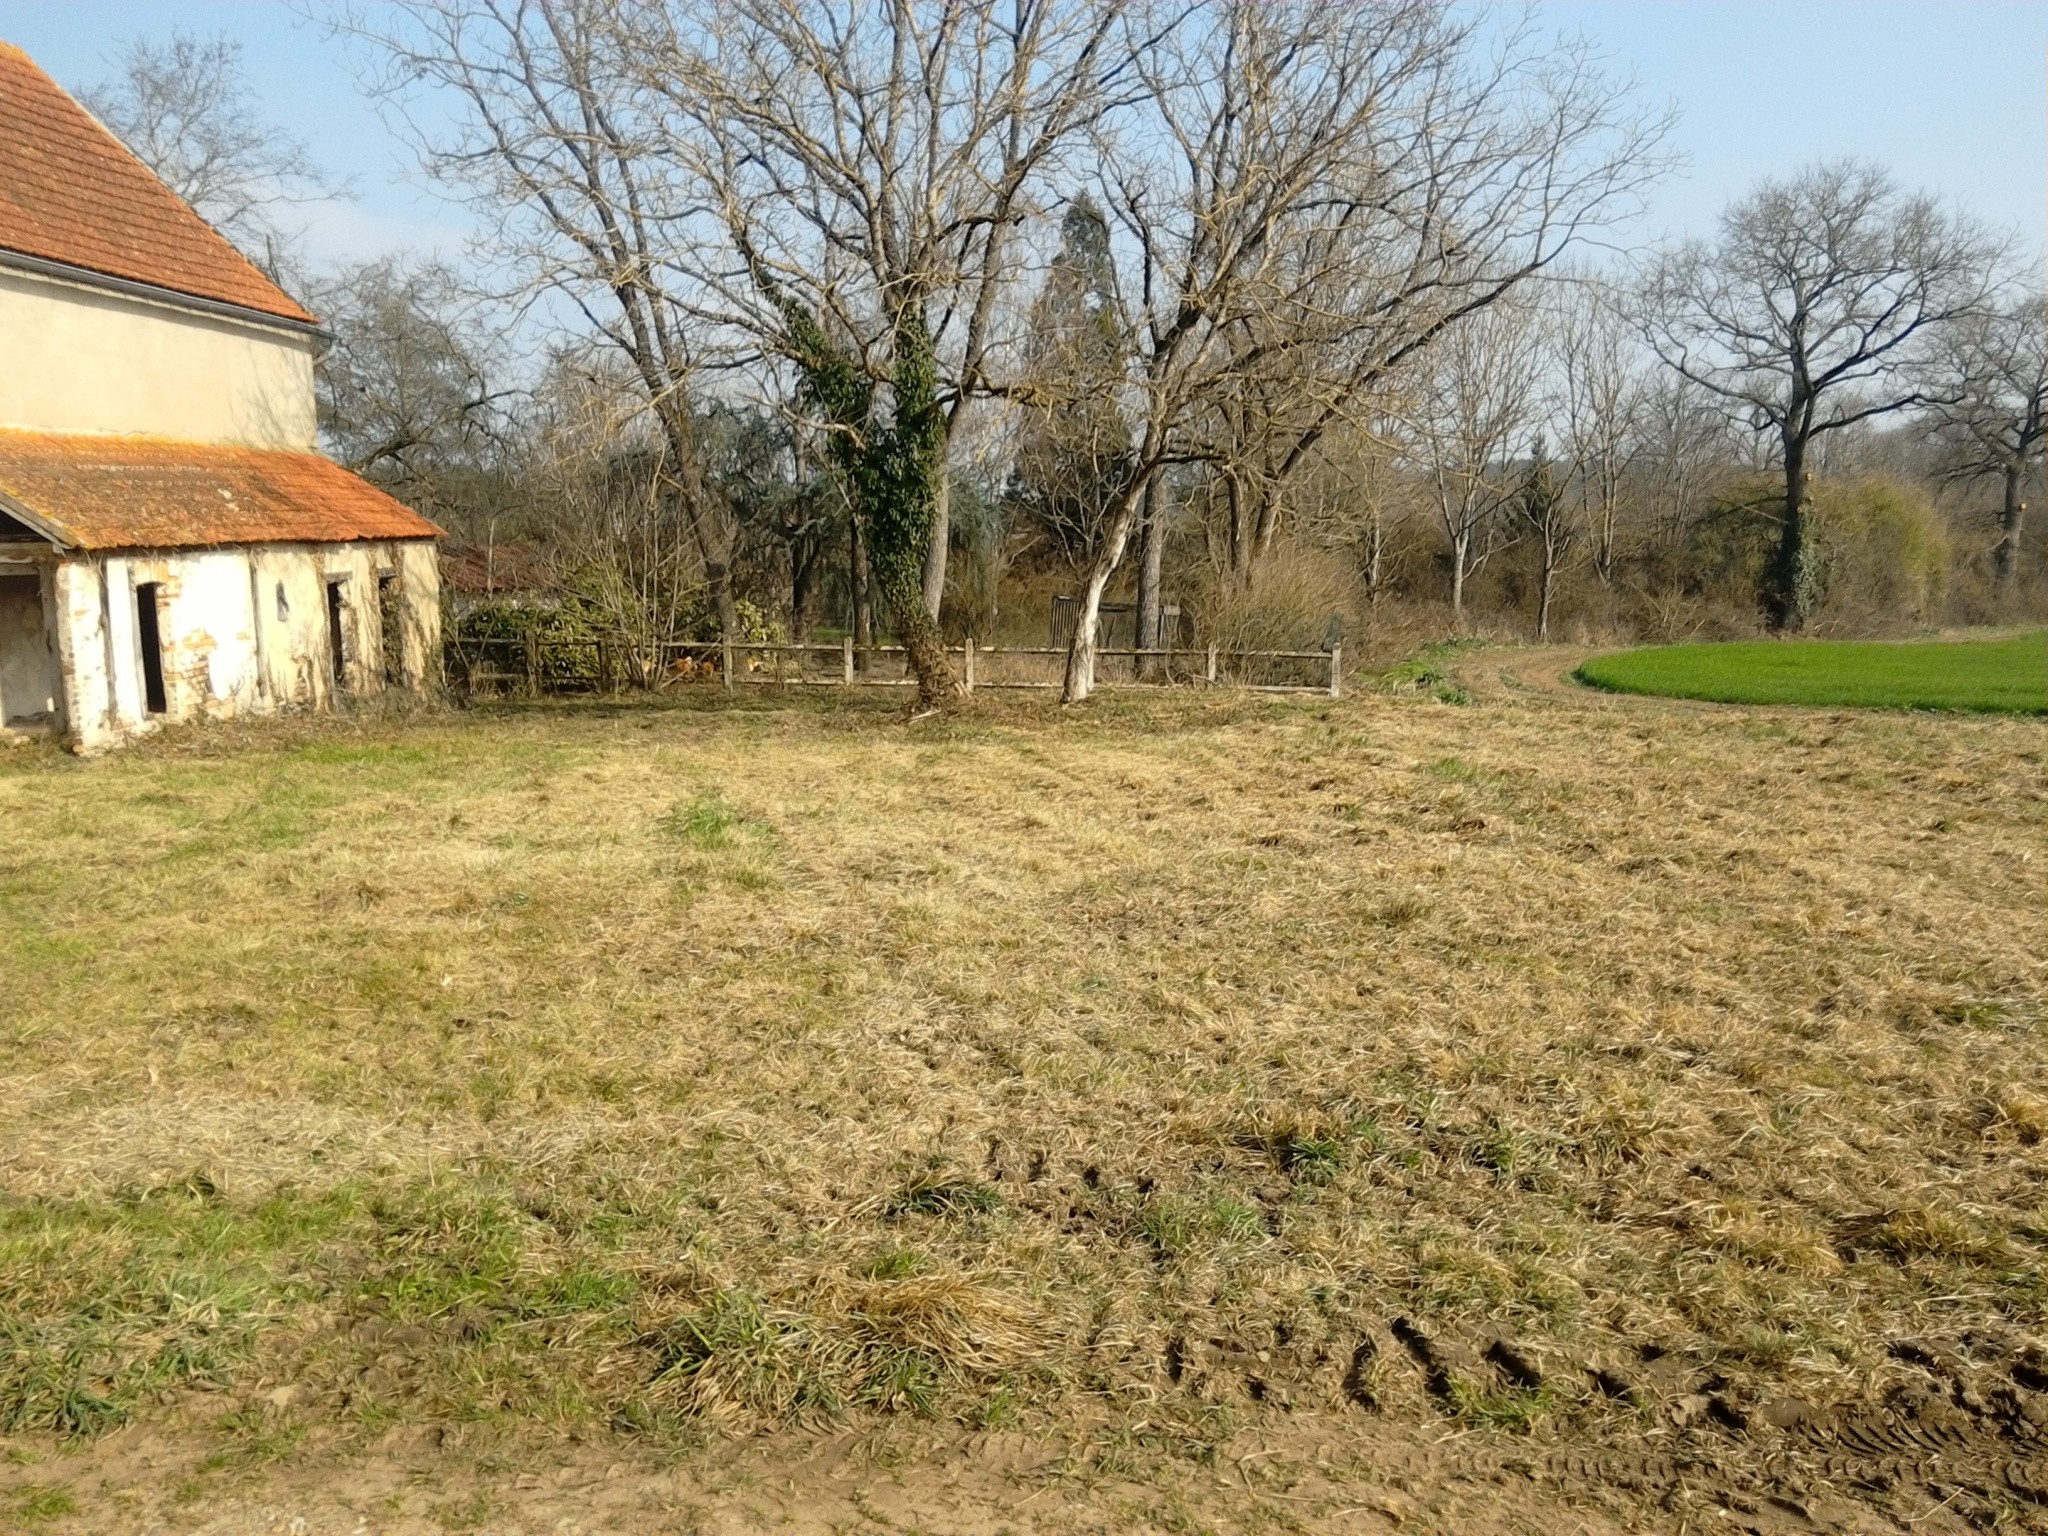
[{"xmin": 0, "ymin": 0, "xmax": 2042, "ymax": 273}]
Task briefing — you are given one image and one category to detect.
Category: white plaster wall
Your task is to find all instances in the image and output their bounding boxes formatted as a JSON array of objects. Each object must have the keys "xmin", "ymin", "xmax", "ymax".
[
  {"xmin": 49, "ymin": 557, "xmax": 109, "ymax": 745},
  {"xmin": 0, "ymin": 267, "xmax": 318, "ymax": 449},
  {"xmin": 53, "ymin": 540, "xmax": 440, "ymax": 751}
]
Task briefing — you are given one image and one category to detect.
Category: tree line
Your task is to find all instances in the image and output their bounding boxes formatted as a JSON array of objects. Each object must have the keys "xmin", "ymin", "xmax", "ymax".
[{"xmin": 91, "ymin": 5, "xmax": 2047, "ymax": 706}]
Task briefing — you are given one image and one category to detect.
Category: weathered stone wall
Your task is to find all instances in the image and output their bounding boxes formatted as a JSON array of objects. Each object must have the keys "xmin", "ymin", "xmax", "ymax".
[{"xmin": 50, "ymin": 540, "xmax": 441, "ymax": 751}]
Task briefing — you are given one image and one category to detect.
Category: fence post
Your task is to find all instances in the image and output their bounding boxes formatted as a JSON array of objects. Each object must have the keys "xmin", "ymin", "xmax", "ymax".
[
  {"xmin": 722, "ymin": 636, "xmax": 734, "ymax": 690},
  {"xmin": 524, "ymin": 631, "xmax": 541, "ymax": 695},
  {"xmin": 964, "ymin": 636, "xmax": 976, "ymax": 693},
  {"xmin": 1329, "ymin": 641, "xmax": 1343, "ymax": 700},
  {"xmin": 1205, "ymin": 642, "xmax": 1218, "ymax": 685},
  {"xmin": 842, "ymin": 634, "xmax": 855, "ymax": 686}
]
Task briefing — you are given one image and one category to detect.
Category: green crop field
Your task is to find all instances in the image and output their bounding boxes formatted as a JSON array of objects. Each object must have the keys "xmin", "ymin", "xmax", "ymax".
[{"xmin": 1575, "ymin": 632, "xmax": 2048, "ymax": 714}]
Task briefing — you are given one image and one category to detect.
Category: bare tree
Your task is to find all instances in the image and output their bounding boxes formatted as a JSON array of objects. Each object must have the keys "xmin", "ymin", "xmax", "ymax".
[
  {"xmin": 312, "ymin": 258, "xmax": 509, "ymax": 504},
  {"xmin": 1631, "ymin": 371, "xmax": 1731, "ymax": 574},
  {"xmin": 1924, "ymin": 292, "xmax": 2048, "ymax": 593},
  {"xmin": 521, "ymin": 361, "xmax": 706, "ymax": 679},
  {"xmin": 347, "ymin": 1, "xmax": 739, "ymax": 644},
  {"xmin": 1515, "ymin": 435, "xmax": 1573, "ymax": 640},
  {"xmin": 1282, "ymin": 417, "xmax": 1412, "ymax": 610},
  {"xmin": 1400, "ymin": 297, "xmax": 1544, "ymax": 627},
  {"xmin": 634, "ymin": 0, "xmax": 1123, "ymax": 709},
  {"xmin": 1055, "ymin": 1, "xmax": 1668, "ymax": 700},
  {"xmin": 1003, "ymin": 198, "xmax": 1136, "ymax": 573},
  {"xmin": 83, "ymin": 31, "xmax": 337, "ymax": 270},
  {"xmin": 1550, "ymin": 273, "xmax": 1649, "ymax": 588},
  {"xmin": 1641, "ymin": 160, "xmax": 2003, "ymax": 629}
]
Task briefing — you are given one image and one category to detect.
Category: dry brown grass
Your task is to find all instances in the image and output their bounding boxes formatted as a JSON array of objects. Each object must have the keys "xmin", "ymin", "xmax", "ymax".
[{"xmin": 0, "ymin": 673, "xmax": 2043, "ymax": 1499}]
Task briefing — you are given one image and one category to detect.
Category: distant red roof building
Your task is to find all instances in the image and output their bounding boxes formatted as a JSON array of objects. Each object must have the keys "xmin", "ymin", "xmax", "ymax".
[
  {"xmin": 441, "ymin": 541, "xmax": 550, "ymax": 598},
  {"xmin": 0, "ymin": 41, "xmax": 317, "ymax": 325},
  {"xmin": 0, "ymin": 430, "xmax": 442, "ymax": 551}
]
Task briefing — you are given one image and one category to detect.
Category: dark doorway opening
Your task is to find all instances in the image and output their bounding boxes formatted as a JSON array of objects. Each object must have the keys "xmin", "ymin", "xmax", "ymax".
[
  {"xmin": 0, "ymin": 573, "xmax": 59, "ymax": 726},
  {"xmin": 136, "ymin": 582, "xmax": 168, "ymax": 715},
  {"xmin": 325, "ymin": 579, "xmax": 348, "ymax": 691},
  {"xmin": 377, "ymin": 573, "xmax": 403, "ymax": 688}
]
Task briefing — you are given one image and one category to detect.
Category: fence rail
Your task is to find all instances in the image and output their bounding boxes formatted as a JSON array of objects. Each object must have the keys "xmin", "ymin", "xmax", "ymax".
[{"xmin": 445, "ymin": 633, "xmax": 1343, "ymax": 700}]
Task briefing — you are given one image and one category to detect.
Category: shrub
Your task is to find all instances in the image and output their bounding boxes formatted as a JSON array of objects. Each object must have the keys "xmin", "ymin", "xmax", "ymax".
[
  {"xmin": 1194, "ymin": 541, "xmax": 1359, "ymax": 656},
  {"xmin": 1808, "ymin": 476, "xmax": 1948, "ymax": 629}
]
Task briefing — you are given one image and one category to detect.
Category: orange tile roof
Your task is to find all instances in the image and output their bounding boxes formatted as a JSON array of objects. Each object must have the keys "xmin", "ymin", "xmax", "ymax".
[
  {"xmin": 0, "ymin": 431, "xmax": 441, "ymax": 551},
  {"xmin": 0, "ymin": 42, "xmax": 317, "ymax": 325}
]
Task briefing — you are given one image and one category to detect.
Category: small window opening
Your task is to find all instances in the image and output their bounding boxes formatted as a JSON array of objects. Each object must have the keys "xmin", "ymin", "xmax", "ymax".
[
  {"xmin": 325, "ymin": 578, "xmax": 348, "ymax": 691},
  {"xmin": 377, "ymin": 573, "xmax": 404, "ymax": 688},
  {"xmin": 136, "ymin": 582, "xmax": 168, "ymax": 715},
  {"xmin": 275, "ymin": 581, "xmax": 290, "ymax": 623}
]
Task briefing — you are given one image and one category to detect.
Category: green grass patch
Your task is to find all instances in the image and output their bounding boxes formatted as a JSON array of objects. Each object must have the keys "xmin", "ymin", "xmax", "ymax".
[{"xmin": 1575, "ymin": 632, "xmax": 2046, "ymax": 714}]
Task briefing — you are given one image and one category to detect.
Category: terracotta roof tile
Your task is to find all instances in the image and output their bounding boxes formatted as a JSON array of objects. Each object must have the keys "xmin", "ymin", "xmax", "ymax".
[
  {"xmin": 0, "ymin": 431, "xmax": 441, "ymax": 551},
  {"xmin": 0, "ymin": 42, "xmax": 317, "ymax": 325}
]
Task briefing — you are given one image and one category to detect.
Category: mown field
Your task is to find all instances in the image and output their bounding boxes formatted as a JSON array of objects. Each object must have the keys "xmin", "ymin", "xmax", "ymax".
[
  {"xmin": 1, "ymin": 679, "xmax": 2046, "ymax": 1530},
  {"xmin": 1577, "ymin": 630, "xmax": 2048, "ymax": 713}
]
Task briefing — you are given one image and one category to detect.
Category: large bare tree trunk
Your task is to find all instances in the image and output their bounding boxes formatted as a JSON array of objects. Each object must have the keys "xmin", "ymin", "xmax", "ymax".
[
  {"xmin": 1769, "ymin": 431, "xmax": 1812, "ymax": 630},
  {"xmin": 921, "ymin": 472, "xmax": 951, "ymax": 620},
  {"xmin": 1536, "ymin": 537, "xmax": 1557, "ymax": 640},
  {"xmin": 1134, "ymin": 473, "xmax": 1164, "ymax": 680},
  {"xmin": 1995, "ymin": 462, "xmax": 2025, "ymax": 594},
  {"xmin": 791, "ymin": 537, "xmax": 819, "ymax": 643},
  {"xmin": 1062, "ymin": 486, "xmax": 1145, "ymax": 703},
  {"xmin": 661, "ymin": 405, "xmax": 738, "ymax": 645},
  {"xmin": 707, "ymin": 559, "xmax": 740, "ymax": 643}
]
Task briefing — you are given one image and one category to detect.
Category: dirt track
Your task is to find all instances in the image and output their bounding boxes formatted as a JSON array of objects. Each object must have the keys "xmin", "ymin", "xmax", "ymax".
[
  {"xmin": 18, "ymin": 1361, "xmax": 2048, "ymax": 1536},
  {"xmin": 1444, "ymin": 643, "xmax": 1622, "ymax": 702}
]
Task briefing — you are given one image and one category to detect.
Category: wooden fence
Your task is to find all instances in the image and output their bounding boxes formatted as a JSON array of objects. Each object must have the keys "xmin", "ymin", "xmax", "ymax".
[{"xmin": 445, "ymin": 633, "xmax": 1343, "ymax": 699}]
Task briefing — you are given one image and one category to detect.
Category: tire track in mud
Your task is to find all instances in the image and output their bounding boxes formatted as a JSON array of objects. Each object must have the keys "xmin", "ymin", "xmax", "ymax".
[{"xmin": 1155, "ymin": 1316, "xmax": 2048, "ymax": 1531}]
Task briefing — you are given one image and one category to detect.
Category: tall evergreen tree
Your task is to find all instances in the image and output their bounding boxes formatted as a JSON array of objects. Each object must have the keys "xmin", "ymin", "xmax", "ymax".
[{"xmin": 1004, "ymin": 198, "xmax": 1135, "ymax": 570}]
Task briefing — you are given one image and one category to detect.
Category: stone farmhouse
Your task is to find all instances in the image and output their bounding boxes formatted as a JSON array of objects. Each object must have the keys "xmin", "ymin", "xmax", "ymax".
[{"xmin": 0, "ymin": 42, "xmax": 441, "ymax": 752}]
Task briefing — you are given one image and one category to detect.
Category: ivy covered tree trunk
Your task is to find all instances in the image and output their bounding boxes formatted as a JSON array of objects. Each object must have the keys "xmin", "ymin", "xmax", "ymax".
[
  {"xmin": 866, "ymin": 308, "xmax": 954, "ymax": 706},
  {"xmin": 779, "ymin": 291, "xmax": 957, "ymax": 709}
]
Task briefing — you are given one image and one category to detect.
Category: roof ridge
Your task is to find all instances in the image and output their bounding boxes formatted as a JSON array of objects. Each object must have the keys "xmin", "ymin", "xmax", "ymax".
[{"xmin": 0, "ymin": 44, "xmax": 319, "ymax": 325}]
